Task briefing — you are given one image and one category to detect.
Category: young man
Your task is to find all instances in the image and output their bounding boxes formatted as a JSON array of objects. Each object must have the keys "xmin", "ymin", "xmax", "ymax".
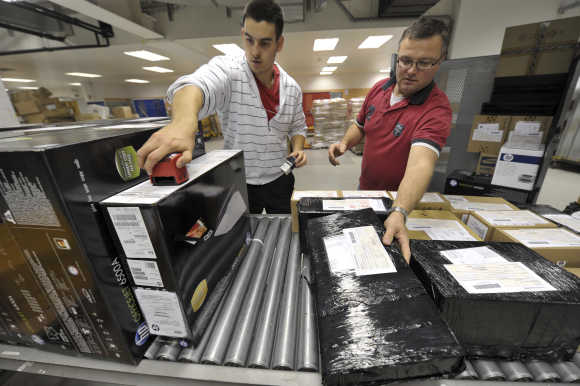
[
  {"xmin": 137, "ymin": 0, "xmax": 307, "ymax": 214},
  {"xmin": 328, "ymin": 17, "xmax": 451, "ymax": 262}
]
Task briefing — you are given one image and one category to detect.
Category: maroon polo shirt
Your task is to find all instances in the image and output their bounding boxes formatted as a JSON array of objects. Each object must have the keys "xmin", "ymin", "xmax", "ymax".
[
  {"xmin": 254, "ymin": 64, "xmax": 280, "ymax": 121},
  {"xmin": 355, "ymin": 77, "xmax": 451, "ymax": 190}
]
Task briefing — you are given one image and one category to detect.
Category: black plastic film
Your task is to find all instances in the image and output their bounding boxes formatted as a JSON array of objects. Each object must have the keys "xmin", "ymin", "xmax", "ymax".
[
  {"xmin": 305, "ymin": 209, "xmax": 464, "ymax": 386},
  {"xmin": 409, "ymin": 240, "xmax": 580, "ymax": 361}
]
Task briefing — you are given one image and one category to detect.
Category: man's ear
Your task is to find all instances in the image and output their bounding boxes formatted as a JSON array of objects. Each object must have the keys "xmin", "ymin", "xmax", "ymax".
[{"xmin": 276, "ymin": 35, "xmax": 285, "ymax": 53}]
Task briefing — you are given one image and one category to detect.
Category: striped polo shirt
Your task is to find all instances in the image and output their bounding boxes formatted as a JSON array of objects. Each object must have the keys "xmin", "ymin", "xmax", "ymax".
[{"xmin": 167, "ymin": 54, "xmax": 307, "ymax": 185}]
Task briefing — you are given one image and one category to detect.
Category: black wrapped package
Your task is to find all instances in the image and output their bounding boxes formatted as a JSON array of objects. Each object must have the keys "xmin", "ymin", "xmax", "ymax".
[
  {"xmin": 409, "ymin": 240, "xmax": 580, "ymax": 361},
  {"xmin": 306, "ymin": 209, "xmax": 464, "ymax": 385},
  {"xmin": 298, "ymin": 197, "xmax": 392, "ymax": 254}
]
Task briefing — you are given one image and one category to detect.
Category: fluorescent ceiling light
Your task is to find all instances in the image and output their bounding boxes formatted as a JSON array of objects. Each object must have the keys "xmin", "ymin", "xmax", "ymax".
[
  {"xmin": 320, "ymin": 71, "xmax": 333, "ymax": 75},
  {"xmin": 327, "ymin": 56, "xmax": 347, "ymax": 64},
  {"xmin": 66, "ymin": 72, "xmax": 102, "ymax": 78},
  {"xmin": 322, "ymin": 66, "xmax": 337, "ymax": 72},
  {"xmin": 18, "ymin": 86, "xmax": 39, "ymax": 90},
  {"xmin": 124, "ymin": 50, "xmax": 170, "ymax": 62},
  {"xmin": 358, "ymin": 35, "xmax": 393, "ymax": 49},
  {"xmin": 213, "ymin": 44, "xmax": 244, "ymax": 56},
  {"xmin": 143, "ymin": 66, "xmax": 174, "ymax": 73},
  {"xmin": 1, "ymin": 78, "xmax": 35, "ymax": 83},
  {"xmin": 380, "ymin": 67, "xmax": 391, "ymax": 73},
  {"xmin": 125, "ymin": 79, "xmax": 150, "ymax": 84},
  {"xmin": 68, "ymin": 82, "xmax": 82, "ymax": 86},
  {"xmin": 313, "ymin": 38, "xmax": 339, "ymax": 51}
]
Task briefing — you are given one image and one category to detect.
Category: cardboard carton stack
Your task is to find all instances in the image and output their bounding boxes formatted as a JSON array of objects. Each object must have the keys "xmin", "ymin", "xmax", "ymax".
[
  {"xmin": 10, "ymin": 88, "xmax": 75, "ymax": 124},
  {"xmin": 311, "ymin": 98, "xmax": 349, "ymax": 148}
]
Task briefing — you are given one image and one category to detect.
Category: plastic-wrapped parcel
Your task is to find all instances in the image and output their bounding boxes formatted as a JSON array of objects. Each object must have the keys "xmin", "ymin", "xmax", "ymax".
[
  {"xmin": 409, "ymin": 240, "xmax": 580, "ymax": 361},
  {"xmin": 297, "ymin": 197, "xmax": 392, "ymax": 254},
  {"xmin": 305, "ymin": 209, "xmax": 464, "ymax": 385}
]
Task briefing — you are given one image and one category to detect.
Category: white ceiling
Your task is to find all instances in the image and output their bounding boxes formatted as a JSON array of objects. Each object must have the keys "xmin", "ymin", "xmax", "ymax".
[{"xmin": 0, "ymin": 1, "xmax": 408, "ymax": 91}]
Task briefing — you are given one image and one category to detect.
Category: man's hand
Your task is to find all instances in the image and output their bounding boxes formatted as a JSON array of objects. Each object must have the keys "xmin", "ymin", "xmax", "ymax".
[
  {"xmin": 137, "ymin": 120, "xmax": 197, "ymax": 175},
  {"xmin": 289, "ymin": 150, "xmax": 307, "ymax": 168},
  {"xmin": 382, "ymin": 212, "xmax": 411, "ymax": 263},
  {"xmin": 328, "ymin": 142, "xmax": 347, "ymax": 166}
]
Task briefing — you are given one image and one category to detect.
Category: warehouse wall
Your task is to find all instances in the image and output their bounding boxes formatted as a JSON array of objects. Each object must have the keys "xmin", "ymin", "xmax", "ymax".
[{"xmin": 448, "ymin": 0, "xmax": 580, "ymax": 59}]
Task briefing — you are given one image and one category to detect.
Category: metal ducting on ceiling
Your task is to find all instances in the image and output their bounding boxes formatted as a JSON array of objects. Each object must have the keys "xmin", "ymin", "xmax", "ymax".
[{"xmin": 338, "ymin": 0, "xmax": 439, "ymax": 19}]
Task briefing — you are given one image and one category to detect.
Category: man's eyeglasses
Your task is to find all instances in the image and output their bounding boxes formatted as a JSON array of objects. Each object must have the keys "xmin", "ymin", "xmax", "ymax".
[{"xmin": 397, "ymin": 56, "xmax": 441, "ymax": 71}]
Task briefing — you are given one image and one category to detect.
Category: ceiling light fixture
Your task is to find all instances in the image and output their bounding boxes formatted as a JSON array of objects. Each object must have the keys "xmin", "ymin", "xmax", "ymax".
[
  {"xmin": 1, "ymin": 77, "xmax": 35, "ymax": 83},
  {"xmin": 380, "ymin": 67, "xmax": 391, "ymax": 73},
  {"xmin": 18, "ymin": 86, "xmax": 39, "ymax": 90},
  {"xmin": 125, "ymin": 79, "xmax": 150, "ymax": 84},
  {"xmin": 313, "ymin": 38, "xmax": 339, "ymax": 51},
  {"xmin": 212, "ymin": 44, "xmax": 244, "ymax": 56},
  {"xmin": 68, "ymin": 82, "xmax": 82, "ymax": 86},
  {"xmin": 327, "ymin": 56, "xmax": 347, "ymax": 64},
  {"xmin": 124, "ymin": 50, "xmax": 170, "ymax": 62},
  {"xmin": 322, "ymin": 66, "xmax": 337, "ymax": 72},
  {"xmin": 320, "ymin": 71, "xmax": 333, "ymax": 75},
  {"xmin": 358, "ymin": 35, "xmax": 393, "ymax": 49},
  {"xmin": 142, "ymin": 66, "xmax": 174, "ymax": 73},
  {"xmin": 66, "ymin": 72, "xmax": 102, "ymax": 78}
]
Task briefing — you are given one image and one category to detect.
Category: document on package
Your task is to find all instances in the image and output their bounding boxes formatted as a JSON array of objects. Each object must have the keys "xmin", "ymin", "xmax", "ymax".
[
  {"xmin": 542, "ymin": 214, "xmax": 580, "ymax": 233},
  {"xmin": 343, "ymin": 226, "xmax": 397, "ymax": 276},
  {"xmin": 406, "ymin": 218, "xmax": 477, "ymax": 241},
  {"xmin": 440, "ymin": 246, "xmax": 508, "ymax": 265},
  {"xmin": 322, "ymin": 199, "xmax": 386, "ymax": 212}
]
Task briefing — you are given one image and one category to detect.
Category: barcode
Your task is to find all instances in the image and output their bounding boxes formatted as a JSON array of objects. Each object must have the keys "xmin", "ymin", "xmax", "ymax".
[
  {"xmin": 133, "ymin": 275, "xmax": 148, "ymax": 281},
  {"xmin": 528, "ymin": 241, "xmax": 549, "ymax": 244},
  {"xmin": 114, "ymin": 214, "xmax": 137, "ymax": 221},
  {"xmin": 146, "ymin": 262, "xmax": 156, "ymax": 269},
  {"xmin": 123, "ymin": 239, "xmax": 136, "ymax": 244},
  {"xmin": 349, "ymin": 232, "xmax": 356, "ymax": 244},
  {"xmin": 474, "ymin": 283, "xmax": 501, "ymax": 290},
  {"xmin": 116, "ymin": 222, "xmax": 139, "ymax": 227}
]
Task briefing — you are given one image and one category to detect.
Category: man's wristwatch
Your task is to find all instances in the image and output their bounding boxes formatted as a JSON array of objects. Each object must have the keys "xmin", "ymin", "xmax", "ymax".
[{"xmin": 386, "ymin": 206, "xmax": 408, "ymax": 224}]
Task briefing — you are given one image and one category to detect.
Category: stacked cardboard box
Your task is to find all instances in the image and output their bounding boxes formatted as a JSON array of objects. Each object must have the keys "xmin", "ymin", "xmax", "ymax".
[
  {"xmin": 311, "ymin": 98, "xmax": 349, "ymax": 148},
  {"xmin": 466, "ymin": 210, "xmax": 557, "ymax": 241},
  {"xmin": 407, "ymin": 210, "xmax": 482, "ymax": 241},
  {"xmin": 441, "ymin": 195, "xmax": 519, "ymax": 223},
  {"xmin": 10, "ymin": 88, "xmax": 75, "ymax": 124}
]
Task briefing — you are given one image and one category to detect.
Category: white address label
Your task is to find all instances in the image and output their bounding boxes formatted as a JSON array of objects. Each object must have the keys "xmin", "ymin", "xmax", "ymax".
[
  {"xmin": 127, "ymin": 260, "xmax": 164, "ymax": 288},
  {"xmin": 107, "ymin": 207, "xmax": 157, "ymax": 259},
  {"xmin": 134, "ymin": 289, "xmax": 188, "ymax": 338}
]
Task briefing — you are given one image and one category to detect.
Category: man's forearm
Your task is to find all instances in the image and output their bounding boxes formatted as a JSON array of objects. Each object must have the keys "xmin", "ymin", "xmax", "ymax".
[
  {"xmin": 393, "ymin": 148, "xmax": 437, "ymax": 213},
  {"xmin": 340, "ymin": 123, "xmax": 364, "ymax": 149},
  {"xmin": 171, "ymin": 85, "xmax": 204, "ymax": 127},
  {"xmin": 291, "ymin": 134, "xmax": 305, "ymax": 152}
]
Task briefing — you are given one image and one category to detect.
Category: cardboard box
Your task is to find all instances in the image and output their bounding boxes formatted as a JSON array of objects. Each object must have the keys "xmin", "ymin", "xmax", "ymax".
[
  {"xmin": 101, "ymin": 150, "xmax": 250, "ymax": 341},
  {"xmin": 0, "ymin": 124, "xmax": 169, "ymax": 363},
  {"xmin": 500, "ymin": 23, "xmax": 540, "ymax": 53},
  {"xmin": 467, "ymin": 209, "xmax": 557, "ymax": 241},
  {"xmin": 493, "ymin": 228, "xmax": 580, "ymax": 267},
  {"xmin": 475, "ymin": 153, "xmax": 498, "ymax": 176},
  {"xmin": 467, "ymin": 115, "xmax": 511, "ymax": 154},
  {"xmin": 442, "ymin": 195, "xmax": 519, "ymax": 223},
  {"xmin": 389, "ymin": 191, "xmax": 450, "ymax": 210},
  {"xmin": 506, "ymin": 116, "xmax": 552, "ymax": 145},
  {"xmin": 492, "ymin": 144, "xmax": 544, "ymax": 191},
  {"xmin": 407, "ymin": 210, "xmax": 482, "ymax": 241},
  {"xmin": 112, "ymin": 106, "xmax": 134, "ymax": 119},
  {"xmin": 24, "ymin": 113, "xmax": 46, "ymax": 124},
  {"xmin": 13, "ymin": 100, "xmax": 41, "ymax": 116},
  {"xmin": 291, "ymin": 190, "xmax": 341, "ymax": 232},
  {"xmin": 566, "ymin": 267, "xmax": 580, "ymax": 278}
]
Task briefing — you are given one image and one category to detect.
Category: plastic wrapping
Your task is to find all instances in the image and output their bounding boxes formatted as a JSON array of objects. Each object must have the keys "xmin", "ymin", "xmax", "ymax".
[
  {"xmin": 305, "ymin": 209, "xmax": 464, "ymax": 385},
  {"xmin": 297, "ymin": 197, "xmax": 392, "ymax": 254},
  {"xmin": 409, "ymin": 240, "xmax": 580, "ymax": 361}
]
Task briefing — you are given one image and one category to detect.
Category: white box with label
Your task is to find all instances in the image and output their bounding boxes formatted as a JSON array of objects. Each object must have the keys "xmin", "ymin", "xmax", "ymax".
[{"xmin": 491, "ymin": 145, "xmax": 544, "ymax": 191}]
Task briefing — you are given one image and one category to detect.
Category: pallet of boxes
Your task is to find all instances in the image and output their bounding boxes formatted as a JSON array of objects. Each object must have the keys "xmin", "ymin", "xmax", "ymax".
[
  {"xmin": 311, "ymin": 98, "xmax": 349, "ymax": 149},
  {"xmin": 10, "ymin": 87, "xmax": 76, "ymax": 124}
]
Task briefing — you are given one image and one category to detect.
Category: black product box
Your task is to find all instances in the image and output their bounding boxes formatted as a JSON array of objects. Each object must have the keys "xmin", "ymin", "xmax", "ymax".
[
  {"xmin": 100, "ymin": 150, "xmax": 250, "ymax": 342},
  {"xmin": 445, "ymin": 170, "xmax": 535, "ymax": 204},
  {"xmin": 409, "ymin": 240, "xmax": 580, "ymax": 361},
  {"xmin": 0, "ymin": 124, "xmax": 176, "ymax": 363},
  {"xmin": 305, "ymin": 209, "xmax": 464, "ymax": 385},
  {"xmin": 297, "ymin": 197, "xmax": 392, "ymax": 254}
]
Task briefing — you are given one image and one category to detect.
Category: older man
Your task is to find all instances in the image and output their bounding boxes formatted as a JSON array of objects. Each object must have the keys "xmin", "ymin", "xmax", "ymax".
[{"xmin": 328, "ymin": 17, "xmax": 452, "ymax": 262}]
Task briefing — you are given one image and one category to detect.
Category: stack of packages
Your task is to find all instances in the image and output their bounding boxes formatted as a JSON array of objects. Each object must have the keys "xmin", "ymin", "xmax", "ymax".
[
  {"xmin": 348, "ymin": 97, "xmax": 365, "ymax": 155},
  {"xmin": 9, "ymin": 87, "xmax": 76, "ymax": 124},
  {"xmin": 311, "ymin": 98, "xmax": 349, "ymax": 148}
]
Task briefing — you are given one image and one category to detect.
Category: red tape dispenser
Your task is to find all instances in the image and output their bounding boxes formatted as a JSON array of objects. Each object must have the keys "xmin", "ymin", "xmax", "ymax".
[{"xmin": 150, "ymin": 152, "xmax": 188, "ymax": 185}]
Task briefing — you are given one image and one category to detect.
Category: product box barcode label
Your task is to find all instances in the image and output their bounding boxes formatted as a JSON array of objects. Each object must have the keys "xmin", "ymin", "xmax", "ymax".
[
  {"xmin": 107, "ymin": 207, "xmax": 157, "ymax": 259},
  {"xmin": 127, "ymin": 260, "xmax": 164, "ymax": 288}
]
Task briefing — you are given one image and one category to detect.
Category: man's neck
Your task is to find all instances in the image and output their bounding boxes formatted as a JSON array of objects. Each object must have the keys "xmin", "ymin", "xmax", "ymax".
[
  {"xmin": 393, "ymin": 83, "xmax": 405, "ymax": 98},
  {"xmin": 254, "ymin": 68, "xmax": 275, "ymax": 89}
]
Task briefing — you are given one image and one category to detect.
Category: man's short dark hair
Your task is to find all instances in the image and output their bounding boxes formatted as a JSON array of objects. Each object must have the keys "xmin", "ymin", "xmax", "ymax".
[
  {"xmin": 399, "ymin": 17, "xmax": 450, "ymax": 58},
  {"xmin": 242, "ymin": 0, "xmax": 284, "ymax": 41}
]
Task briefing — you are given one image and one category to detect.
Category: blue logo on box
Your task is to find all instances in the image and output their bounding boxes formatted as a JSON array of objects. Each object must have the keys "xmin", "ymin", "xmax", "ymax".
[{"xmin": 135, "ymin": 322, "xmax": 150, "ymax": 346}]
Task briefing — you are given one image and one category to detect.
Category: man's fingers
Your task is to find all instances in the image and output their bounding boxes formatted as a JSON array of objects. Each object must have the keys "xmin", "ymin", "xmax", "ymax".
[
  {"xmin": 143, "ymin": 146, "xmax": 171, "ymax": 175},
  {"xmin": 382, "ymin": 226, "xmax": 394, "ymax": 246},
  {"xmin": 328, "ymin": 144, "xmax": 341, "ymax": 166},
  {"xmin": 137, "ymin": 137, "xmax": 159, "ymax": 169},
  {"xmin": 395, "ymin": 231, "xmax": 411, "ymax": 263},
  {"xmin": 339, "ymin": 142, "xmax": 347, "ymax": 154},
  {"xmin": 176, "ymin": 150, "xmax": 193, "ymax": 169}
]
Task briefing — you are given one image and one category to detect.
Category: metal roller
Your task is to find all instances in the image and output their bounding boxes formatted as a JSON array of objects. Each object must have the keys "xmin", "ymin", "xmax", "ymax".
[
  {"xmin": 178, "ymin": 279, "xmax": 231, "ymax": 363},
  {"xmin": 155, "ymin": 339, "xmax": 182, "ymax": 361},
  {"xmin": 472, "ymin": 359, "xmax": 505, "ymax": 381},
  {"xmin": 552, "ymin": 361, "xmax": 580, "ymax": 383},
  {"xmin": 271, "ymin": 232, "xmax": 301, "ymax": 370},
  {"xmin": 575, "ymin": 353, "xmax": 580, "ymax": 369},
  {"xmin": 143, "ymin": 336, "xmax": 164, "ymax": 360},
  {"xmin": 247, "ymin": 219, "xmax": 292, "ymax": 369},
  {"xmin": 296, "ymin": 254, "xmax": 319, "ymax": 372},
  {"xmin": 201, "ymin": 218, "xmax": 270, "ymax": 365},
  {"xmin": 455, "ymin": 360, "xmax": 478, "ymax": 380},
  {"xmin": 224, "ymin": 218, "xmax": 282, "ymax": 367},
  {"xmin": 499, "ymin": 361, "xmax": 533, "ymax": 382},
  {"xmin": 526, "ymin": 360, "xmax": 560, "ymax": 382}
]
